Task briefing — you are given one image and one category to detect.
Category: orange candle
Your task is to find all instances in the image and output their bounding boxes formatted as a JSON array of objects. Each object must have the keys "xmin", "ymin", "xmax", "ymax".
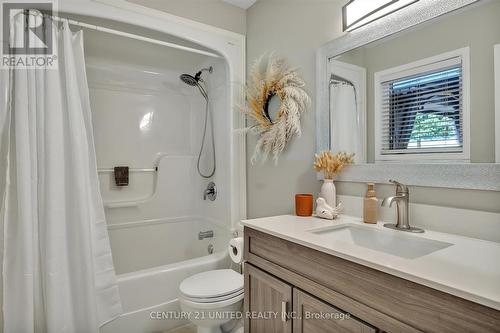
[{"xmin": 295, "ymin": 194, "xmax": 313, "ymax": 216}]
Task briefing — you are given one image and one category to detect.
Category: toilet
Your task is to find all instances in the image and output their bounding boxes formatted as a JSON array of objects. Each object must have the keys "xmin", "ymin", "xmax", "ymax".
[{"xmin": 179, "ymin": 269, "xmax": 244, "ymax": 333}]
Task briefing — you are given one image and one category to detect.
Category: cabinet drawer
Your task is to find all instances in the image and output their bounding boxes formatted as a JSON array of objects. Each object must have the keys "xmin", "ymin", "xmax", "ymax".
[
  {"xmin": 293, "ymin": 289, "xmax": 377, "ymax": 333},
  {"xmin": 244, "ymin": 227, "xmax": 500, "ymax": 333}
]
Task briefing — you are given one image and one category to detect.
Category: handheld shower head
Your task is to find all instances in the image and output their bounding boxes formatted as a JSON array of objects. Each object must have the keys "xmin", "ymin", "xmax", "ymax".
[
  {"xmin": 180, "ymin": 66, "xmax": 213, "ymax": 87},
  {"xmin": 178, "ymin": 66, "xmax": 216, "ymax": 179},
  {"xmin": 180, "ymin": 74, "xmax": 199, "ymax": 86}
]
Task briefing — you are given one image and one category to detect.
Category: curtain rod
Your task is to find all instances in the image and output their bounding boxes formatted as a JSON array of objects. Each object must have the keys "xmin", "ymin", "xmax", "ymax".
[
  {"xmin": 49, "ymin": 15, "xmax": 221, "ymax": 58},
  {"xmin": 18, "ymin": 10, "xmax": 221, "ymax": 59}
]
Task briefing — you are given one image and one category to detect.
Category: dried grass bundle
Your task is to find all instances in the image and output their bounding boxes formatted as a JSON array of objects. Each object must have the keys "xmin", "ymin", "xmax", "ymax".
[
  {"xmin": 242, "ymin": 53, "xmax": 310, "ymax": 164},
  {"xmin": 314, "ymin": 150, "xmax": 355, "ymax": 179}
]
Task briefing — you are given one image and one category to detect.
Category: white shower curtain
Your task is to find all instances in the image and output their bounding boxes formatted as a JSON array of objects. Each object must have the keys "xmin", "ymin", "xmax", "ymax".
[
  {"xmin": 330, "ymin": 84, "xmax": 363, "ymax": 163},
  {"xmin": 0, "ymin": 15, "xmax": 122, "ymax": 332}
]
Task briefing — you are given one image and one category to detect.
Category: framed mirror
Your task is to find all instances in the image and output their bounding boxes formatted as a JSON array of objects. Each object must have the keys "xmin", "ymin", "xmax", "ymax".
[{"xmin": 317, "ymin": 0, "xmax": 500, "ymax": 191}]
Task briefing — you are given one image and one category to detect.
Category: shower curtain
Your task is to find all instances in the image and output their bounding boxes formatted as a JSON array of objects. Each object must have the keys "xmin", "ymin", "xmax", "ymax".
[
  {"xmin": 0, "ymin": 14, "xmax": 122, "ymax": 332},
  {"xmin": 330, "ymin": 84, "xmax": 363, "ymax": 163}
]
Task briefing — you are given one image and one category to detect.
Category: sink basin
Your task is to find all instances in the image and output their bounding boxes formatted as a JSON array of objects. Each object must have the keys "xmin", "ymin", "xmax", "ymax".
[{"xmin": 310, "ymin": 224, "xmax": 453, "ymax": 259}]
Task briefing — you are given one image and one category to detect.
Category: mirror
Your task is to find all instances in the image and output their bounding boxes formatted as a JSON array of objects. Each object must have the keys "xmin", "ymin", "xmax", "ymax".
[
  {"xmin": 265, "ymin": 93, "xmax": 281, "ymax": 123},
  {"xmin": 320, "ymin": 0, "xmax": 500, "ymax": 165}
]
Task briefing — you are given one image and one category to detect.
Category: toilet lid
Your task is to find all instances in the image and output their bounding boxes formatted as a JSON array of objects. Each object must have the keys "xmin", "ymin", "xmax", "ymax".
[{"xmin": 180, "ymin": 269, "xmax": 243, "ymax": 299}]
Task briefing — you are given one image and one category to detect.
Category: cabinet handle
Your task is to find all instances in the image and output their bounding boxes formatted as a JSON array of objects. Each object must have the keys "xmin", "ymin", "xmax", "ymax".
[{"xmin": 281, "ymin": 301, "xmax": 288, "ymax": 322}]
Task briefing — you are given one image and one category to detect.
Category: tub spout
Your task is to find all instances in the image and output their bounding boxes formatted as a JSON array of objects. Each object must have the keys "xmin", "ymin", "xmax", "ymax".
[{"xmin": 198, "ymin": 230, "xmax": 214, "ymax": 240}]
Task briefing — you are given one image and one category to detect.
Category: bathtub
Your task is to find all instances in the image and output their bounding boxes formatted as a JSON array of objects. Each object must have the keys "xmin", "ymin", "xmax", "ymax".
[{"xmin": 101, "ymin": 217, "xmax": 231, "ymax": 333}]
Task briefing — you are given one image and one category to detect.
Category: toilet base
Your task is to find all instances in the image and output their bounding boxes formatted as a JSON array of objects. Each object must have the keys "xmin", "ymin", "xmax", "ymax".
[{"xmin": 178, "ymin": 269, "xmax": 244, "ymax": 333}]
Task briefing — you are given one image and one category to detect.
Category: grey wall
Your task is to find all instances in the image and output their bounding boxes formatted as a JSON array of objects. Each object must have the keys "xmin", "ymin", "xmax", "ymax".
[
  {"xmin": 127, "ymin": 0, "xmax": 247, "ymax": 34},
  {"xmin": 246, "ymin": 0, "xmax": 346, "ymax": 218},
  {"xmin": 245, "ymin": 0, "xmax": 500, "ymax": 219}
]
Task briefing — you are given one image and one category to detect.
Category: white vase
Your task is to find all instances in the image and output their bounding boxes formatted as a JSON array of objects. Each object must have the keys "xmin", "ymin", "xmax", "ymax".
[{"xmin": 320, "ymin": 179, "xmax": 336, "ymax": 207}]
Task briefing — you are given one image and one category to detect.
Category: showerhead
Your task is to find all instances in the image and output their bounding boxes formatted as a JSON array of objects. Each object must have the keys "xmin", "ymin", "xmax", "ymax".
[
  {"xmin": 180, "ymin": 66, "xmax": 213, "ymax": 87},
  {"xmin": 180, "ymin": 74, "xmax": 199, "ymax": 86}
]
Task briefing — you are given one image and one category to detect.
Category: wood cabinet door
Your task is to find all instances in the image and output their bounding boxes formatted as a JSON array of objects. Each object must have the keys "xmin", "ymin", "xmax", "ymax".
[
  {"xmin": 293, "ymin": 289, "xmax": 377, "ymax": 333},
  {"xmin": 244, "ymin": 263, "xmax": 293, "ymax": 333}
]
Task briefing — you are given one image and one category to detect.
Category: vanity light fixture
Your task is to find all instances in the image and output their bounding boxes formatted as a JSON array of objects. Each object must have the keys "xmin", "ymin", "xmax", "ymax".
[{"xmin": 342, "ymin": 0, "xmax": 419, "ymax": 32}]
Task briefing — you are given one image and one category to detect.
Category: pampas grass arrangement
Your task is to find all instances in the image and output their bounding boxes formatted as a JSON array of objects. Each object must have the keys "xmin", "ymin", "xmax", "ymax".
[
  {"xmin": 314, "ymin": 151, "xmax": 355, "ymax": 180},
  {"xmin": 243, "ymin": 53, "xmax": 310, "ymax": 164}
]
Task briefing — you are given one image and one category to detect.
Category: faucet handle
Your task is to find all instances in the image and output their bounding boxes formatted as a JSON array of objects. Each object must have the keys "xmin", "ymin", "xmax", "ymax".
[
  {"xmin": 203, "ymin": 182, "xmax": 217, "ymax": 201},
  {"xmin": 389, "ymin": 179, "xmax": 408, "ymax": 194}
]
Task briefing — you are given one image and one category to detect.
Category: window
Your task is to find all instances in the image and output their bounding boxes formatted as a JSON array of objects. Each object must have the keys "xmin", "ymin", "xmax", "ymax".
[{"xmin": 375, "ymin": 48, "xmax": 470, "ymax": 162}]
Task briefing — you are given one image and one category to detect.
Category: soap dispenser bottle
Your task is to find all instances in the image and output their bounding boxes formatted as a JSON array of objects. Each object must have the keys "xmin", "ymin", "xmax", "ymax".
[{"xmin": 363, "ymin": 183, "xmax": 378, "ymax": 224}]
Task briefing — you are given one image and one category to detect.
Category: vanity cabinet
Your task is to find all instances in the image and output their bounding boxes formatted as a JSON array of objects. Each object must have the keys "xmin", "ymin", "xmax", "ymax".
[
  {"xmin": 243, "ymin": 227, "xmax": 500, "ymax": 333},
  {"xmin": 293, "ymin": 289, "xmax": 376, "ymax": 333},
  {"xmin": 245, "ymin": 263, "xmax": 292, "ymax": 333},
  {"xmin": 244, "ymin": 263, "xmax": 374, "ymax": 333}
]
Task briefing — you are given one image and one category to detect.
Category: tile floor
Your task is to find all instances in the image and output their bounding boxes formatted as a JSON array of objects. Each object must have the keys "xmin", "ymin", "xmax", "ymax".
[
  {"xmin": 166, "ymin": 324, "xmax": 196, "ymax": 333},
  {"xmin": 166, "ymin": 320, "xmax": 244, "ymax": 333}
]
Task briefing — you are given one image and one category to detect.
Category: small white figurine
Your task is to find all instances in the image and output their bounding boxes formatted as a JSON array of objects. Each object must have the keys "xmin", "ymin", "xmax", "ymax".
[{"xmin": 316, "ymin": 198, "xmax": 344, "ymax": 220}]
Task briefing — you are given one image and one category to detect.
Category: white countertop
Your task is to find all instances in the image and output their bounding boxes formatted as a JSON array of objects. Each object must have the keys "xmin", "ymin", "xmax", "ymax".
[{"xmin": 241, "ymin": 214, "xmax": 500, "ymax": 311}]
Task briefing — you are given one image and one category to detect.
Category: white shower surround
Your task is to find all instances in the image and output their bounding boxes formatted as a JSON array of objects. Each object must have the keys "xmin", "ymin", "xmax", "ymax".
[
  {"xmin": 60, "ymin": 0, "xmax": 247, "ymax": 229},
  {"xmin": 85, "ymin": 53, "xmax": 233, "ymax": 276}
]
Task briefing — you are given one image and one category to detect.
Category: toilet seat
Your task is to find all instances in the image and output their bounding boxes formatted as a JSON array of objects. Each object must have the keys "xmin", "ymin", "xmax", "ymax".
[
  {"xmin": 179, "ymin": 269, "xmax": 243, "ymax": 304},
  {"xmin": 182, "ymin": 288, "xmax": 244, "ymax": 303},
  {"xmin": 180, "ymin": 290, "xmax": 244, "ymax": 310}
]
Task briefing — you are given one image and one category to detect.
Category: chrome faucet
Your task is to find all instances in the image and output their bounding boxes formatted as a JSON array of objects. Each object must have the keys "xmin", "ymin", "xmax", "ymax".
[
  {"xmin": 382, "ymin": 180, "xmax": 424, "ymax": 233},
  {"xmin": 198, "ymin": 230, "xmax": 214, "ymax": 240}
]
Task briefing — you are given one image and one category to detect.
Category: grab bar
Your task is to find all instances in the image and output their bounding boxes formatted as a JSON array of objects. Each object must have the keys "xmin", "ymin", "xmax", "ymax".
[
  {"xmin": 98, "ymin": 167, "xmax": 157, "ymax": 173},
  {"xmin": 101, "ymin": 154, "xmax": 194, "ymax": 209}
]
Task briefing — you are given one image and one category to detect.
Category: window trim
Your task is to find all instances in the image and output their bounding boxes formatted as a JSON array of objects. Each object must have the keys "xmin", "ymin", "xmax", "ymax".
[{"xmin": 374, "ymin": 47, "xmax": 470, "ymax": 163}]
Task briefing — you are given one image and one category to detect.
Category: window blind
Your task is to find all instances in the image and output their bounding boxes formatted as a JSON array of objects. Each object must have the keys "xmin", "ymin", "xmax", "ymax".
[{"xmin": 380, "ymin": 57, "xmax": 463, "ymax": 155}]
